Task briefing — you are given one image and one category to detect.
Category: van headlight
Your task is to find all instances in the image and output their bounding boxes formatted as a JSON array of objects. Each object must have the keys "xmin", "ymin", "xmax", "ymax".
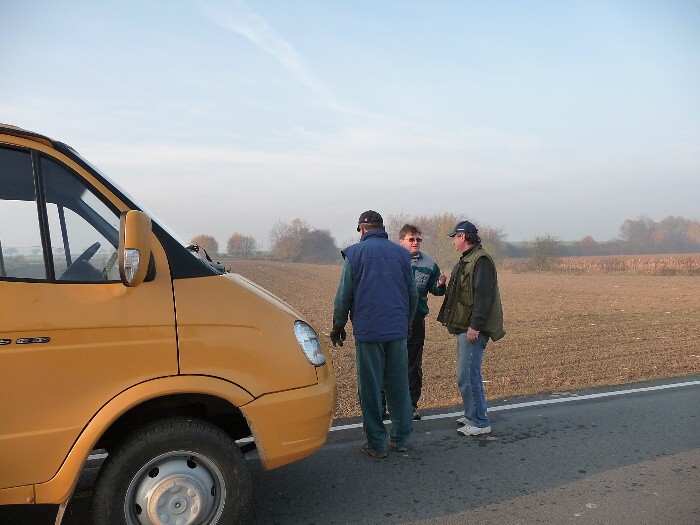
[{"xmin": 294, "ymin": 321, "xmax": 326, "ymax": 366}]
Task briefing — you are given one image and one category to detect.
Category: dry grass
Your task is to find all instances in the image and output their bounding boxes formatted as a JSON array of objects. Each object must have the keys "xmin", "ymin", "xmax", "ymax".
[
  {"xmin": 225, "ymin": 258, "xmax": 700, "ymax": 418},
  {"xmin": 503, "ymin": 253, "xmax": 700, "ymax": 275}
]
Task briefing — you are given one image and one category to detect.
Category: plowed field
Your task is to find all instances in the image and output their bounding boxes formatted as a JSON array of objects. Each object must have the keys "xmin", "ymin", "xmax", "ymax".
[{"xmin": 227, "ymin": 259, "xmax": 700, "ymax": 418}]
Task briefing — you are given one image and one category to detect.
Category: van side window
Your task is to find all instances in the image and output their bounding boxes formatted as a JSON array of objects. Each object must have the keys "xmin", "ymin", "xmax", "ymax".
[
  {"xmin": 0, "ymin": 146, "xmax": 121, "ymax": 283},
  {"xmin": 41, "ymin": 156, "xmax": 121, "ymax": 282},
  {"xmin": 0, "ymin": 147, "xmax": 47, "ymax": 279}
]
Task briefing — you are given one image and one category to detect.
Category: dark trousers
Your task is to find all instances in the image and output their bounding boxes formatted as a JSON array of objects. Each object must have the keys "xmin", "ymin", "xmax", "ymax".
[
  {"xmin": 356, "ymin": 339, "xmax": 413, "ymax": 449},
  {"xmin": 376, "ymin": 318, "xmax": 426, "ymax": 413},
  {"xmin": 407, "ymin": 318, "xmax": 426, "ymax": 408}
]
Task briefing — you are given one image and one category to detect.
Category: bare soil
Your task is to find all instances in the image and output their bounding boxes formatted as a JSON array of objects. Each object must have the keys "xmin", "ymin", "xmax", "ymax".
[{"xmin": 227, "ymin": 259, "xmax": 700, "ymax": 418}]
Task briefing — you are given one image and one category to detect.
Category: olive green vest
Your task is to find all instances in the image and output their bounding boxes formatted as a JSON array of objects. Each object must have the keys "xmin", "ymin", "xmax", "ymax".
[{"xmin": 438, "ymin": 246, "xmax": 505, "ymax": 341}]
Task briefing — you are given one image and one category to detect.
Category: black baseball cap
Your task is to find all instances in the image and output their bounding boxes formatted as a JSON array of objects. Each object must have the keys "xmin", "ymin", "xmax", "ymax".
[
  {"xmin": 357, "ymin": 210, "xmax": 383, "ymax": 231},
  {"xmin": 447, "ymin": 220, "xmax": 478, "ymax": 237}
]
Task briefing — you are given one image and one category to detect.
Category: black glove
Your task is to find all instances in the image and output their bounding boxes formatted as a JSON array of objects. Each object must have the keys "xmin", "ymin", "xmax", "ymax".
[{"xmin": 330, "ymin": 326, "xmax": 346, "ymax": 347}]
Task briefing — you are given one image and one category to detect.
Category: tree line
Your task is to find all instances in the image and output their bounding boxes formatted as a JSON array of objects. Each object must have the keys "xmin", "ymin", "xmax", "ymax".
[{"xmin": 189, "ymin": 214, "xmax": 700, "ymax": 269}]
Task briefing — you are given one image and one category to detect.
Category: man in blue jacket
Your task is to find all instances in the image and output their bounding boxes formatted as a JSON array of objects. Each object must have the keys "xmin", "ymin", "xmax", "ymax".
[{"xmin": 330, "ymin": 210, "xmax": 418, "ymax": 458}]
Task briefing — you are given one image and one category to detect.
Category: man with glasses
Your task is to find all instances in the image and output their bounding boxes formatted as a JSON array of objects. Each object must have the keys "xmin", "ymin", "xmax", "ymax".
[
  {"xmin": 398, "ymin": 224, "xmax": 447, "ymax": 420},
  {"xmin": 437, "ymin": 220, "xmax": 505, "ymax": 436}
]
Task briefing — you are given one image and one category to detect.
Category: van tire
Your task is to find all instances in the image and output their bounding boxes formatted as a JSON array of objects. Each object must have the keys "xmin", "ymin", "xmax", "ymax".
[{"xmin": 92, "ymin": 417, "xmax": 251, "ymax": 525}]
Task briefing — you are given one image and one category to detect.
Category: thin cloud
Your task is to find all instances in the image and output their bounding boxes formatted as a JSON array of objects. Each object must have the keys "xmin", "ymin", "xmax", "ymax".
[
  {"xmin": 200, "ymin": 0, "xmax": 335, "ymax": 105},
  {"xmin": 198, "ymin": 0, "xmax": 409, "ymax": 124}
]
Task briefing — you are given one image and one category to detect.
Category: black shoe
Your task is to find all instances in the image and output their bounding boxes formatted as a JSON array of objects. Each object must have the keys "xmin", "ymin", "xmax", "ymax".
[
  {"xmin": 361, "ymin": 442, "xmax": 388, "ymax": 458},
  {"xmin": 412, "ymin": 407, "xmax": 421, "ymax": 420},
  {"xmin": 389, "ymin": 440, "xmax": 408, "ymax": 452}
]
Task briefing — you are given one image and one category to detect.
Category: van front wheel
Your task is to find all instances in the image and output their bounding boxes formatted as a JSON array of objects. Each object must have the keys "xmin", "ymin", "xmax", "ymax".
[{"xmin": 93, "ymin": 417, "xmax": 251, "ymax": 525}]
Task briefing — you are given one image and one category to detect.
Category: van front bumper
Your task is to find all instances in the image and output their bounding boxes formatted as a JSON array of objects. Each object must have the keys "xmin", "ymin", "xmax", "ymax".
[{"xmin": 242, "ymin": 368, "xmax": 336, "ymax": 470}]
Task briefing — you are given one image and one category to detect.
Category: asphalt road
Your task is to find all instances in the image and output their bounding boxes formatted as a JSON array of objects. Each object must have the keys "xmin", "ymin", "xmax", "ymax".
[{"xmin": 3, "ymin": 376, "xmax": 699, "ymax": 524}]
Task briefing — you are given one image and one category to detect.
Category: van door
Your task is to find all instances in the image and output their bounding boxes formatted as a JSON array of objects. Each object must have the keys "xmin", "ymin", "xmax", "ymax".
[{"xmin": 0, "ymin": 145, "xmax": 178, "ymax": 489}]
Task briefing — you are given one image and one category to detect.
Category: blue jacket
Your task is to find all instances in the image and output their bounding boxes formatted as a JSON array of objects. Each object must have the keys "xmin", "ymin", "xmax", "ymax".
[
  {"xmin": 410, "ymin": 251, "xmax": 446, "ymax": 321},
  {"xmin": 333, "ymin": 229, "xmax": 418, "ymax": 342}
]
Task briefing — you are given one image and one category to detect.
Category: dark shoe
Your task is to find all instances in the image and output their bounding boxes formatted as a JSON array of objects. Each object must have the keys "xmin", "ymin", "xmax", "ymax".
[
  {"xmin": 361, "ymin": 442, "xmax": 388, "ymax": 458},
  {"xmin": 381, "ymin": 410, "xmax": 390, "ymax": 420},
  {"xmin": 412, "ymin": 407, "xmax": 421, "ymax": 421},
  {"xmin": 389, "ymin": 440, "xmax": 408, "ymax": 452}
]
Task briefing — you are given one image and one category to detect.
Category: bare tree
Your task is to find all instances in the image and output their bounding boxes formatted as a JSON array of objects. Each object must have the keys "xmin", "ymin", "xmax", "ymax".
[
  {"xmin": 298, "ymin": 229, "xmax": 340, "ymax": 264},
  {"xmin": 619, "ymin": 216, "xmax": 655, "ymax": 253},
  {"xmin": 387, "ymin": 212, "xmax": 502, "ymax": 271},
  {"xmin": 384, "ymin": 213, "xmax": 411, "ymax": 241},
  {"xmin": 619, "ymin": 215, "xmax": 700, "ymax": 254},
  {"xmin": 270, "ymin": 218, "xmax": 339, "ymax": 263},
  {"xmin": 688, "ymin": 222, "xmax": 700, "ymax": 244},
  {"xmin": 529, "ymin": 234, "xmax": 561, "ymax": 270},
  {"xmin": 190, "ymin": 234, "xmax": 219, "ymax": 257},
  {"xmin": 657, "ymin": 216, "xmax": 696, "ymax": 253},
  {"xmin": 227, "ymin": 233, "xmax": 257, "ymax": 258},
  {"xmin": 576, "ymin": 235, "xmax": 598, "ymax": 255},
  {"xmin": 270, "ymin": 218, "xmax": 308, "ymax": 261},
  {"xmin": 386, "ymin": 212, "xmax": 461, "ymax": 271},
  {"xmin": 479, "ymin": 225, "xmax": 507, "ymax": 261}
]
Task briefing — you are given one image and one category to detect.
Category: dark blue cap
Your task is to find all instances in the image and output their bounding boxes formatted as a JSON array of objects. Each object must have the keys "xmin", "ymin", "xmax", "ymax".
[
  {"xmin": 357, "ymin": 210, "xmax": 383, "ymax": 231},
  {"xmin": 447, "ymin": 220, "xmax": 478, "ymax": 237}
]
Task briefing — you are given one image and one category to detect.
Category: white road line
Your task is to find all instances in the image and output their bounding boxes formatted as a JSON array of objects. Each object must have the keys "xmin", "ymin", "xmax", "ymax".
[
  {"xmin": 329, "ymin": 379, "xmax": 700, "ymax": 432},
  {"xmin": 87, "ymin": 379, "xmax": 699, "ymax": 459}
]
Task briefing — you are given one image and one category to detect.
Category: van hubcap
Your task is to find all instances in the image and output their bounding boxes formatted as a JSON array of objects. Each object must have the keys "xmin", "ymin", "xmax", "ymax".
[{"xmin": 127, "ymin": 453, "xmax": 225, "ymax": 525}]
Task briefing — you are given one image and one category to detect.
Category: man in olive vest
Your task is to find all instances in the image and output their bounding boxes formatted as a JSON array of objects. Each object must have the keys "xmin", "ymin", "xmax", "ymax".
[{"xmin": 437, "ymin": 220, "xmax": 505, "ymax": 436}]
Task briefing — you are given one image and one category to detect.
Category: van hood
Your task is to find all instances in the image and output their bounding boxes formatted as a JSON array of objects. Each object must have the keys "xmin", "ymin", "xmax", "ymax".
[{"xmin": 223, "ymin": 272, "xmax": 305, "ymax": 321}]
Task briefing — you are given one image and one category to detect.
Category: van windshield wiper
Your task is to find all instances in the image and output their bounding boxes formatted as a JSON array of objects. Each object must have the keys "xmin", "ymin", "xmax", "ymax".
[{"xmin": 186, "ymin": 244, "xmax": 227, "ymax": 273}]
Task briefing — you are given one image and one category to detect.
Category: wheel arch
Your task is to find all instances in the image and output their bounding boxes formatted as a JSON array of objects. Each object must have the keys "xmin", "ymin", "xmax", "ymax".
[
  {"xmin": 95, "ymin": 392, "xmax": 252, "ymax": 451},
  {"xmin": 34, "ymin": 375, "xmax": 254, "ymax": 504}
]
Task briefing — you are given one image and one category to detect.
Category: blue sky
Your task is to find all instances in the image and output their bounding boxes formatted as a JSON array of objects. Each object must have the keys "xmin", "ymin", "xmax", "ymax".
[{"xmin": 2, "ymin": 0, "xmax": 698, "ymax": 248}]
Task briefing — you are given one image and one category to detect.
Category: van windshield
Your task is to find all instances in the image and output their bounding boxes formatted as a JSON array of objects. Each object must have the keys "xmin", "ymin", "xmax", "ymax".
[
  {"xmin": 64, "ymin": 144, "xmax": 224, "ymax": 274},
  {"xmin": 67, "ymin": 145, "xmax": 192, "ymax": 250}
]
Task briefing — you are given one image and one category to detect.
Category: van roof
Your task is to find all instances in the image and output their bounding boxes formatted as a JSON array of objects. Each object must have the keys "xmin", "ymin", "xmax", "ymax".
[{"xmin": 0, "ymin": 123, "xmax": 55, "ymax": 147}]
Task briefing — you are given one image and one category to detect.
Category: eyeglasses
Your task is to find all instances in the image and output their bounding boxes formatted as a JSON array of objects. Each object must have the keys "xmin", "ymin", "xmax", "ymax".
[{"xmin": 405, "ymin": 237, "xmax": 422, "ymax": 243}]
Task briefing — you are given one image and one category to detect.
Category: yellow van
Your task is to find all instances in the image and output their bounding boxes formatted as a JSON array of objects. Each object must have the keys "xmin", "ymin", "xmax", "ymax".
[{"xmin": 0, "ymin": 124, "xmax": 337, "ymax": 524}]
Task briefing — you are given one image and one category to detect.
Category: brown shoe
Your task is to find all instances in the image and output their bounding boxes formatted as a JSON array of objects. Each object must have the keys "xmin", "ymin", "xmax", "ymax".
[
  {"xmin": 389, "ymin": 440, "xmax": 407, "ymax": 452},
  {"xmin": 361, "ymin": 442, "xmax": 388, "ymax": 458}
]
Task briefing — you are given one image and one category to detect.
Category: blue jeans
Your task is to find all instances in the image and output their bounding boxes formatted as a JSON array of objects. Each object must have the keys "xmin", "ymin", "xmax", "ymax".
[
  {"xmin": 356, "ymin": 339, "xmax": 413, "ymax": 451},
  {"xmin": 456, "ymin": 332, "xmax": 490, "ymax": 428}
]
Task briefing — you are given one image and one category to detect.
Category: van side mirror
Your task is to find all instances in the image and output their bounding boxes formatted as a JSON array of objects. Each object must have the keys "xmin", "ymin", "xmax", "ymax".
[{"xmin": 119, "ymin": 210, "xmax": 152, "ymax": 287}]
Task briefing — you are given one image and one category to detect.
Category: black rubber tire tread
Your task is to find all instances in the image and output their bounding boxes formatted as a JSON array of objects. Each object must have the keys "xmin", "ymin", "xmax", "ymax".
[{"xmin": 92, "ymin": 417, "xmax": 251, "ymax": 525}]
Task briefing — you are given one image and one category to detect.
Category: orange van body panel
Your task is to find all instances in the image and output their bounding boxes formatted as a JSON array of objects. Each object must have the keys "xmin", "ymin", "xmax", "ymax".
[
  {"xmin": 175, "ymin": 273, "xmax": 319, "ymax": 396},
  {"xmin": 29, "ymin": 375, "xmax": 254, "ymax": 504},
  {"xmin": 242, "ymin": 371, "xmax": 336, "ymax": 470},
  {"xmin": 175, "ymin": 272, "xmax": 337, "ymax": 469},
  {"xmin": 0, "ymin": 486, "xmax": 35, "ymax": 506},
  {"xmin": 0, "ymin": 238, "xmax": 177, "ymax": 490}
]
